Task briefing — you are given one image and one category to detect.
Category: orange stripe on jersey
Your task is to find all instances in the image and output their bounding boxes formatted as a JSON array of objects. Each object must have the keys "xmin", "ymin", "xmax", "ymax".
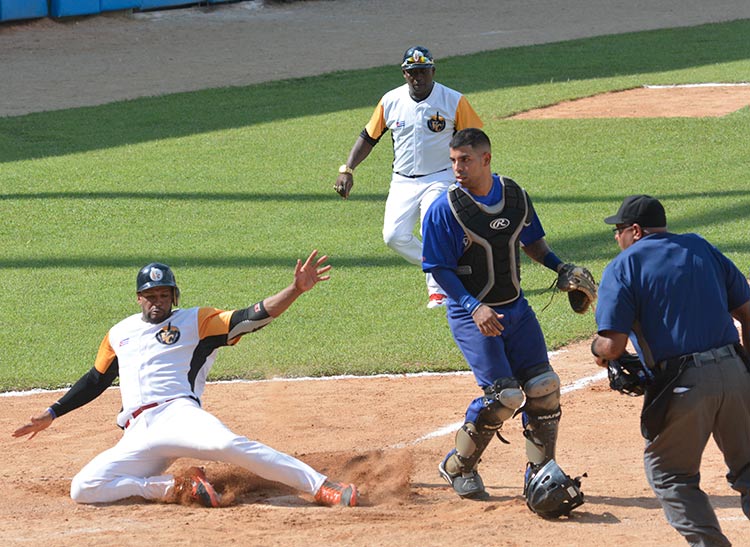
[
  {"xmin": 455, "ymin": 95, "xmax": 483, "ymax": 130},
  {"xmin": 364, "ymin": 100, "xmax": 388, "ymax": 140},
  {"xmin": 197, "ymin": 307, "xmax": 236, "ymax": 343},
  {"xmin": 94, "ymin": 332, "xmax": 117, "ymax": 374}
]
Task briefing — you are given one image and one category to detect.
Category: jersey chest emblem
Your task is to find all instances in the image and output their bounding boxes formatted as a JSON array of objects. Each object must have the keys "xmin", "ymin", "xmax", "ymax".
[
  {"xmin": 427, "ymin": 111, "xmax": 446, "ymax": 133},
  {"xmin": 155, "ymin": 323, "xmax": 181, "ymax": 345}
]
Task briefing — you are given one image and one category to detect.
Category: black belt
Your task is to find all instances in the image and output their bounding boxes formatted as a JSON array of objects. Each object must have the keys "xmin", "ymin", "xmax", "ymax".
[
  {"xmin": 660, "ymin": 343, "xmax": 737, "ymax": 372},
  {"xmin": 394, "ymin": 167, "xmax": 449, "ymax": 179}
]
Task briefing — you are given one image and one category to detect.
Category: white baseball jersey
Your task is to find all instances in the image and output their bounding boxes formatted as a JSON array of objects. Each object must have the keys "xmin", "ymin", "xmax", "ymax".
[
  {"xmin": 66, "ymin": 305, "xmax": 330, "ymax": 504},
  {"xmin": 95, "ymin": 306, "xmax": 269, "ymax": 428},
  {"xmin": 365, "ymin": 82, "xmax": 483, "ymax": 177}
]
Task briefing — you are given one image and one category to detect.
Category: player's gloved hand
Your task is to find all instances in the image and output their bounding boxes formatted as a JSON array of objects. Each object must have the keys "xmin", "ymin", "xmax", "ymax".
[
  {"xmin": 334, "ymin": 173, "xmax": 354, "ymax": 199},
  {"xmin": 556, "ymin": 263, "xmax": 597, "ymax": 314}
]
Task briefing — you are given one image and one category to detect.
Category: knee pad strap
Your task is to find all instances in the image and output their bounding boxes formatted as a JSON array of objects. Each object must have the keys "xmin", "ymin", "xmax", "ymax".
[{"xmin": 448, "ymin": 379, "xmax": 525, "ymax": 475}]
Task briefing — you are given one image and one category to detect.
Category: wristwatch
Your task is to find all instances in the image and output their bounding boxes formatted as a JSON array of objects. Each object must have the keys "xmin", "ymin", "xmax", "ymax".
[{"xmin": 338, "ymin": 164, "xmax": 354, "ymax": 175}]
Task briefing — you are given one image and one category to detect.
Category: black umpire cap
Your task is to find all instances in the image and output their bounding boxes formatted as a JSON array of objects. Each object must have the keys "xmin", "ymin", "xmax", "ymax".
[{"xmin": 604, "ymin": 194, "xmax": 667, "ymax": 228}]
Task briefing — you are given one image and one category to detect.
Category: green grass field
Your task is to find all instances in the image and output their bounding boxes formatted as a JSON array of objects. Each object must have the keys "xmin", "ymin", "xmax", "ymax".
[{"xmin": 2, "ymin": 19, "xmax": 749, "ymax": 391}]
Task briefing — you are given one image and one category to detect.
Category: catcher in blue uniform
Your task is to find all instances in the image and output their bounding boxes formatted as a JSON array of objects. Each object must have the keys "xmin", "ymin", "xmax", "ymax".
[{"xmin": 422, "ymin": 128, "xmax": 595, "ymax": 517}]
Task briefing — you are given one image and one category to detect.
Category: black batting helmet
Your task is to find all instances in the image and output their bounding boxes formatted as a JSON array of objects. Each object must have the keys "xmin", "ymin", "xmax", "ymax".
[
  {"xmin": 136, "ymin": 262, "xmax": 180, "ymax": 306},
  {"xmin": 401, "ymin": 46, "xmax": 435, "ymax": 70}
]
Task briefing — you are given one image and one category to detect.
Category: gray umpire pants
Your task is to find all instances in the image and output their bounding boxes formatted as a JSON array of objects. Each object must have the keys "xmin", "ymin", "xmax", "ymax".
[{"xmin": 644, "ymin": 344, "xmax": 750, "ymax": 547}]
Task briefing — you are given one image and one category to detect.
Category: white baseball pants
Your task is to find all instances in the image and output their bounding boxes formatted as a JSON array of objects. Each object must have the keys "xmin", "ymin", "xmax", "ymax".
[
  {"xmin": 70, "ymin": 397, "xmax": 326, "ymax": 503},
  {"xmin": 382, "ymin": 171, "xmax": 452, "ymax": 296}
]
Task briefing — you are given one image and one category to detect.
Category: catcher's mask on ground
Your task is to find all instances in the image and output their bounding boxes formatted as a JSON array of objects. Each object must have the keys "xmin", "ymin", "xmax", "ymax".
[
  {"xmin": 525, "ymin": 459, "xmax": 585, "ymax": 518},
  {"xmin": 136, "ymin": 262, "xmax": 180, "ymax": 306}
]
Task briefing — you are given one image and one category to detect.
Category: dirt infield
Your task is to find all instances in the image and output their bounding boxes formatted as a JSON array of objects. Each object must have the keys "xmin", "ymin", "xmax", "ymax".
[
  {"xmin": 3, "ymin": 340, "xmax": 747, "ymax": 546},
  {"xmin": 3, "ymin": 1, "xmax": 750, "ymax": 546},
  {"xmin": 510, "ymin": 84, "xmax": 750, "ymax": 119}
]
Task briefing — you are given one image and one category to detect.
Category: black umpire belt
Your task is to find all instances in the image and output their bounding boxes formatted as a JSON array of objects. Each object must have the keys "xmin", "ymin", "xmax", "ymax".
[
  {"xmin": 394, "ymin": 167, "xmax": 449, "ymax": 179},
  {"xmin": 658, "ymin": 343, "xmax": 738, "ymax": 372}
]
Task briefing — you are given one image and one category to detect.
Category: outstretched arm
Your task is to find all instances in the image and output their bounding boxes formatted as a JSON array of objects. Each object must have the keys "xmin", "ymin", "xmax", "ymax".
[
  {"xmin": 12, "ymin": 409, "xmax": 54, "ymax": 440},
  {"xmin": 12, "ymin": 362, "xmax": 118, "ymax": 439},
  {"xmin": 263, "ymin": 250, "xmax": 332, "ymax": 318}
]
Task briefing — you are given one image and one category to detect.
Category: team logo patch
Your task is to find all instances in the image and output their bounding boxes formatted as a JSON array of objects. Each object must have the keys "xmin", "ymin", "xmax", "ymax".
[
  {"xmin": 155, "ymin": 322, "xmax": 181, "ymax": 345},
  {"xmin": 409, "ymin": 50, "xmax": 427, "ymax": 64},
  {"xmin": 149, "ymin": 267, "xmax": 164, "ymax": 282},
  {"xmin": 489, "ymin": 218, "xmax": 511, "ymax": 230},
  {"xmin": 427, "ymin": 112, "xmax": 446, "ymax": 133}
]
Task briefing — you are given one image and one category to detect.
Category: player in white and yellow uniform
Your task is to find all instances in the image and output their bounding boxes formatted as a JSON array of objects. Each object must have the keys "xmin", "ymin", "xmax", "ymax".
[
  {"xmin": 334, "ymin": 46, "xmax": 483, "ymax": 308},
  {"xmin": 13, "ymin": 252, "xmax": 358, "ymax": 508}
]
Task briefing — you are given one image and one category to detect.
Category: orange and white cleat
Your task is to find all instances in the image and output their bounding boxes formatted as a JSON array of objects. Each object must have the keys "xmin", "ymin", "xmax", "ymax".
[
  {"xmin": 314, "ymin": 480, "xmax": 359, "ymax": 507},
  {"xmin": 187, "ymin": 466, "xmax": 221, "ymax": 508}
]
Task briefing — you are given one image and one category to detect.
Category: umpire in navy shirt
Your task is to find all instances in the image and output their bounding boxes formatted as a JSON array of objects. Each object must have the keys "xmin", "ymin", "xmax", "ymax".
[{"xmin": 591, "ymin": 195, "xmax": 750, "ymax": 547}]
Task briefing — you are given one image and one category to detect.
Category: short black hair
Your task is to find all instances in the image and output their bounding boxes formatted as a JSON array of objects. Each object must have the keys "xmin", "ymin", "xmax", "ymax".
[{"xmin": 450, "ymin": 128, "xmax": 491, "ymax": 151}]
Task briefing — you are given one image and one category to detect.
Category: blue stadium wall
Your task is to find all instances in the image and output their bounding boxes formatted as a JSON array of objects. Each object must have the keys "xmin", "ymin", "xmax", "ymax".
[{"xmin": 0, "ymin": 0, "xmax": 238, "ymax": 22}]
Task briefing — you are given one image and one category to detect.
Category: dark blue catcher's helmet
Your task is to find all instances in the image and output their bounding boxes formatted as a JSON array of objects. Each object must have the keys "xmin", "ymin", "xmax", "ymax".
[
  {"xmin": 136, "ymin": 262, "xmax": 180, "ymax": 306},
  {"xmin": 401, "ymin": 46, "xmax": 435, "ymax": 69},
  {"xmin": 525, "ymin": 459, "xmax": 585, "ymax": 518}
]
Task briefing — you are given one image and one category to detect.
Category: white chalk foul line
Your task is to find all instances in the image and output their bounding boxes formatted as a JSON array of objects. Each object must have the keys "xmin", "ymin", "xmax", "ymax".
[
  {"xmin": 389, "ymin": 368, "xmax": 608, "ymax": 449},
  {"xmin": 0, "ymin": 370, "xmax": 475, "ymax": 398},
  {"xmin": 3, "ymin": 351, "xmax": 609, "ymax": 451},
  {"xmin": 0, "ymin": 350, "xmax": 607, "ymax": 449},
  {"xmin": 645, "ymin": 82, "xmax": 750, "ymax": 88},
  {"xmin": 0, "ymin": 350, "xmax": 572, "ymax": 397},
  {"xmin": 2, "ymin": 347, "xmax": 610, "ymax": 451}
]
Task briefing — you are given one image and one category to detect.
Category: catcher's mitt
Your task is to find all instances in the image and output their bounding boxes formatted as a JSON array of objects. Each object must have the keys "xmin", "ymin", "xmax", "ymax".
[
  {"xmin": 556, "ymin": 263, "xmax": 597, "ymax": 314},
  {"xmin": 607, "ymin": 352, "xmax": 650, "ymax": 396}
]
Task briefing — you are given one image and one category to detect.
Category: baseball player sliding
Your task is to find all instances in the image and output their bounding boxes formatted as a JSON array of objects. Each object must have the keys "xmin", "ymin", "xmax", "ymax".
[
  {"xmin": 12, "ymin": 251, "xmax": 358, "ymax": 508},
  {"xmin": 334, "ymin": 46, "xmax": 483, "ymax": 308}
]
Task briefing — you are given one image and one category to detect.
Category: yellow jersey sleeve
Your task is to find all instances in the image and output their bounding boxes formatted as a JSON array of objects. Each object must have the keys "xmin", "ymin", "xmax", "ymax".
[
  {"xmin": 94, "ymin": 332, "xmax": 117, "ymax": 374},
  {"xmin": 364, "ymin": 99, "xmax": 388, "ymax": 140},
  {"xmin": 455, "ymin": 96, "xmax": 483, "ymax": 130},
  {"xmin": 197, "ymin": 307, "xmax": 234, "ymax": 339}
]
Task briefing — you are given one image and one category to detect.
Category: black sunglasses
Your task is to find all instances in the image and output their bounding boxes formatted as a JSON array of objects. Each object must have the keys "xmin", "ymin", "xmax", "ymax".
[{"xmin": 612, "ymin": 224, "xmax": 634, "ymax": 235}]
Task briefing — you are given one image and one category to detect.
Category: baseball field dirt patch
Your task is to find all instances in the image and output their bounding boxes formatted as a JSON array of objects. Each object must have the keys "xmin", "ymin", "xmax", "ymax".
[
  {"xmin": 4, "ymin": 339, "xmax": 748, "ymax": 546},
  {"xmin": 509, "ymin": 84, "xmax": 750, "ymax": 119},
  {"xmin": 3, "ymin": 2, "xmax": 750, "ymax": 546}
]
